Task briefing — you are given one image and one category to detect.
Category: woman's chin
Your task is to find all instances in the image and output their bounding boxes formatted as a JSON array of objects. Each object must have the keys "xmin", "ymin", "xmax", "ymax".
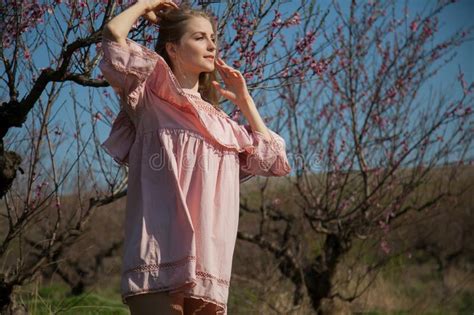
[{"xmin": 201, "ymin": 66, "xmax": 215, "ymax": 73}]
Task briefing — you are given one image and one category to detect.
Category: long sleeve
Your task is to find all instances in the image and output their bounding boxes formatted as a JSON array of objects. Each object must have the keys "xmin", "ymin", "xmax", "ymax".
[
  {"xmin": 99, "ymin": 37, "xmax": 159, "ymax": 166},
  {"xmin": 101, "ymin": 108, "xmax": 136, "ymax": 166},
  {"xmin": 238, "ymin": 126, "xmax": 292, "ymax": 182},
  {"xmin": 98, "ymin": 37, "xmax": 159, "ymax": 110}
]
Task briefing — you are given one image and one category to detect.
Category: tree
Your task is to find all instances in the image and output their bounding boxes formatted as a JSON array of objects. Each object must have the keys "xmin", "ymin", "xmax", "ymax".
[
  {"xmin": 235, "ymin": 0, "xmax": 473, "ymax": 313},
  {"xmin": 0, "ymin": 1, "xmax": 129, "ymax": 312}
]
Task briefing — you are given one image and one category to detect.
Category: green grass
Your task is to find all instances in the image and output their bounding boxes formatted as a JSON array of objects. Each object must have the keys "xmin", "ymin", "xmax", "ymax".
[{"xmin": 16, "ymin": 282, "xmax": 129, "ymax": 314}]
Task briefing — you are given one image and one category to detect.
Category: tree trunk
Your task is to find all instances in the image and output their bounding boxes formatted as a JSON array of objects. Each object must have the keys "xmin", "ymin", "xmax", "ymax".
[
  {"xmin": 0, "ymin": 275, "xmax": 25, "ymax": 315},
  {"xmin": 304, "ymin": 234, "xmax": 344, "ymax": 314},
  {"xmin": 0, "ymin": 145, "xmax": 22, "ymax": 199}
]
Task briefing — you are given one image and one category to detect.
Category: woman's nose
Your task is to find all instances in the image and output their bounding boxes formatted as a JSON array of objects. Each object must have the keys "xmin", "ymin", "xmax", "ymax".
[{"xmin": 208, "ymin": 40, "xmax": 216, "ymax": 50}]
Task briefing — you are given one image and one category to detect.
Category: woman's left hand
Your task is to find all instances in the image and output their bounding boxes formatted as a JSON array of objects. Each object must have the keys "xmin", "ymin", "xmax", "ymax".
[{"xmin": 212, "ymin": 57, "xmax": 251, "ymax": 110}]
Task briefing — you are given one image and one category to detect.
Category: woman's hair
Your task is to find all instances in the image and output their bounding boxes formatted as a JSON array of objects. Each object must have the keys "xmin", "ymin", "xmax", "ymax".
[{"xmin": 154, "ymin": 3, "xmax": 221, "ymax": 108}]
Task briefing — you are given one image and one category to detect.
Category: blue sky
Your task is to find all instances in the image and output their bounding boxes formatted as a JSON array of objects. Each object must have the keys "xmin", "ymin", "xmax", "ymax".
[{"xmin": 426, "ymin": 0, "xmax": 474, "ymax": 81}]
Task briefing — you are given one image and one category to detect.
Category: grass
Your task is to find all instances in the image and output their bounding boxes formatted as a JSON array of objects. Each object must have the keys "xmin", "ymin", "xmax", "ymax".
[{"xmin": 15, "ymin": 281, "xmax": 129, "ymax": 314}]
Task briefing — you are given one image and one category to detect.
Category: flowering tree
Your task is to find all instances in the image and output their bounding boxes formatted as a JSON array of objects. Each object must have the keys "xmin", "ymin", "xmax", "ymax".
[
  {"xmin": 0, "ymin": 0, "xmax": 472, "ymax": 313},
  {"xmin": 0, "ymin": 1, "xmax": 130, "ymax": 312},
  {"xmin": 235, "ymin": 0, "xmax": 473, "ymax": 312}
]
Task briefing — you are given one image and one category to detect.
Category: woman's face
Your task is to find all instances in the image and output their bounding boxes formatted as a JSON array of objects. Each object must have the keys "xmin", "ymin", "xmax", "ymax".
[{"xmin": 169, "ymin": 16, "xmax": 217, "ymax": 76}]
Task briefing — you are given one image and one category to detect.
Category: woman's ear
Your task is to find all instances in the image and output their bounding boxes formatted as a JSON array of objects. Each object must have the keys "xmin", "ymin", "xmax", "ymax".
[{"xmin": 165, "ymin": 42, "xmax": 177, "ymax": 60}]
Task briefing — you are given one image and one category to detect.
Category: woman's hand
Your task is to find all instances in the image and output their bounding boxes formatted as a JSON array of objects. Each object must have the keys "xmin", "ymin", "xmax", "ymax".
[
  {"xmin": 212, "ymin": 57, "xmax": 252, "ymax": 110},
  {"xmin": 139, "ymin": 0, "xmax": 179, "ymax": 24}
]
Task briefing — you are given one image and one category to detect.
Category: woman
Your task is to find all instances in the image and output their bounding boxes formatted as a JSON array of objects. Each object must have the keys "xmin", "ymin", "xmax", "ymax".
[{"xmin": 99, "ymin": 0, "xmax": 291, "ymax": 314}]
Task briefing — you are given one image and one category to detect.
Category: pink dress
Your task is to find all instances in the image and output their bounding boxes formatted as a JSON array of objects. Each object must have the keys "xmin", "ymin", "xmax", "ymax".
[{"xmin": 98, "ymin": 37, "xmax": 291, "ymax": 314}]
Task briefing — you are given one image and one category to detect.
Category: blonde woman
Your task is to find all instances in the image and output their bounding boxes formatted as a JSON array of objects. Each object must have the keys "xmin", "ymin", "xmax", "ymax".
[{"xmin": 99, "ymin": 0, "xmax": 291, "ymax": 314}]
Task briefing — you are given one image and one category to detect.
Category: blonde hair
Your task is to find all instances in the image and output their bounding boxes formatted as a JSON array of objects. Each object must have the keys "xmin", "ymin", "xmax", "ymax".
[{"xmin": 154, "ymin": 3, "xmax": 221, "ymax": 108}]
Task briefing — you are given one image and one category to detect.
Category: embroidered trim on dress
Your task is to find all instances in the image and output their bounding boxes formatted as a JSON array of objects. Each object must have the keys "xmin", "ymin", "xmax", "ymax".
[
  {"xmin": 196, "ymin": 270, "xmax": 230, "ymax": 286},
  {"xmin": 186, "ymin": 95, "xmax": 229, "ymax": 119},
  {"xmin": 142, "ymin": 124, "xmax": 245, "ymax": 158},
  {"xmin": 149, "ymin": 128, "xmax": 239, "ymax": 158},
  {"xmin": 124, "ymin": 257, "xmax": 230, "ymax": 287},
  {"xmin": 252, "ymin": 129, "xmax": 285, "ymax": 155},
  {"xmin": 124, "ymin": 255, "xmax": 196, "ymax": 274}
]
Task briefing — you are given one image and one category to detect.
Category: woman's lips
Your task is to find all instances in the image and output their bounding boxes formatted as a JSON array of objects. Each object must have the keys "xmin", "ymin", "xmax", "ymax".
[{"xmin": 204, "ymin": 56, "xmax": 215, "ymax": 61}]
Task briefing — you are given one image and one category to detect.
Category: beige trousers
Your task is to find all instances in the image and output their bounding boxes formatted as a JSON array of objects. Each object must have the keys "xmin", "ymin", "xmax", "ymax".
[{"xmin": 126, "ymin": 291, "xmax": 219, "ymax": 315}]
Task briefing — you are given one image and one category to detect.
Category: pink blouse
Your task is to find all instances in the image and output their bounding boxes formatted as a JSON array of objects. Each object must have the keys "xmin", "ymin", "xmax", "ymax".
[{"xmin": 99, "ymin": 37, "xmax": 291, "ymax": 314}]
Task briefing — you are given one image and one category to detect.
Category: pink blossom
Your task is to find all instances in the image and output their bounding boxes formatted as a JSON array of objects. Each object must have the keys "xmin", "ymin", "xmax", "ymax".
[
  {"xmin": 104, "ymin": 106, "xmax": 114, "ymax": 118},
  {"xmin": 24, "ymin": 49, "xmax": 31, "ymax": 60},
  {"xmin": 145, "ymin": 34, "xmax": 153, "ymax": 44},
  {"xmin": 310, "ymin": 59, "xmax": 328, "ymax": 75},
  {"xmin": 295, "ymin": 31, "xmax": 316, "ymax": 54},
  {"xmin": 284, "ymin": 12, "xmax": 301, "ymax": 27},
  {"xmin": 244, "ymin": 72, "xmax": 254, "ymax": 80},
  {"xmin": 271, "ymin": 10, "xmax": 282, "ymax": 28}
]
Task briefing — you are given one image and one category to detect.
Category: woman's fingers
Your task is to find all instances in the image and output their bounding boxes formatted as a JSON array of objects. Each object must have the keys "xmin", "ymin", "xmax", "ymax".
[
  {"xmin": 216, "ymin": 66, "xmax": 227, "ymax": 79},
  {"xmin": 155, "ymin": 1, "xmax": 179, "ymax": 12},
  {"xmin": 216, "ymin": 58, "xmax": 241, "ymax": 77},
  {"xmin": 215, "ymin": 61, "xmax": 229, "ymax": 77},
  {"xmin": 165, "ymin": 0, "xmax": 179, "ymax": 9},
  {"xmin": 214, "ymin": 57, "xmax": 243, "ymax": 86},
  {"xmin": 212, "ymin": 81, "xmax": 229, "ymax": 96},
  {"xmin": 163, "ymin": 2, "xmax": 179, "ymax": 10},
  {"xmin": 218, "ymin": 57, "xmax": 234, "ymax": 71},
  {"xmin": 144, "ymin": 10, "xmax": 159, "ymax": 23},
  {"xmin": 215, "ymin": 59, "xmax": 234, "ymax": 76},
  {"xmin": 143, "ymin": 1, "xmax": 178, "ymax": 24},
  {"xmin": 212, "ymin": 81, "xmax": 227, "ymax": 97}
]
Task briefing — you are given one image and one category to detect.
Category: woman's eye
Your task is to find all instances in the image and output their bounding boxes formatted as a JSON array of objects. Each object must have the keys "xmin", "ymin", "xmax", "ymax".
[{"xmin": 196, "ymin": 37, "xmax": 216, "ymax": 42}]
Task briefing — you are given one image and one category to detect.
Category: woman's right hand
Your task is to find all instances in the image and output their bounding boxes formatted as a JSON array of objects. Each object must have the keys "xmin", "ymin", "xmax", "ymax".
[{"xmin": 139, "ymin": 0, "xmax": 179, "ymax": 24}]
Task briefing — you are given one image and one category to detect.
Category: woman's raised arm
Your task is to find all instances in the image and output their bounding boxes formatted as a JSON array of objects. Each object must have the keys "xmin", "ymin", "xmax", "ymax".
[
  {"xmin": 102, "ymin": 0, "xmax": 178, "ymax": 46},
  {"xmin": 98, "ymin": 0, "xmax": 179, "ymax": 111}
]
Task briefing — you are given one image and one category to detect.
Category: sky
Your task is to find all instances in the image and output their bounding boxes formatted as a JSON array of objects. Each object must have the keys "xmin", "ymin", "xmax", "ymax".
[{"xmin": 3, "ymin": 0, "xmax": 473, "ymax": 191}]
